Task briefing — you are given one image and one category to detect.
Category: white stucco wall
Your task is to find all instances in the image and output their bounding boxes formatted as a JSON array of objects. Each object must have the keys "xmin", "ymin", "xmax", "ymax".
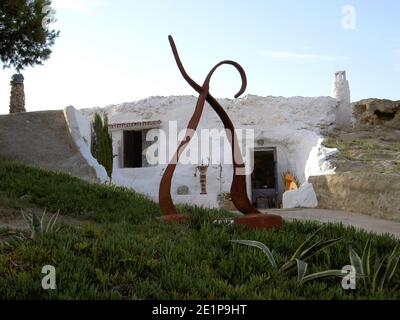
[{"xmin": 80, "ymin": 94, "xmax": 339, "ymax": 208}]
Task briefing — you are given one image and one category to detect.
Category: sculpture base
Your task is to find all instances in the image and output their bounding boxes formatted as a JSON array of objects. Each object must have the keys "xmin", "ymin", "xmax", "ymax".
[
  {"xmin": 159, "ymin": 214, "xmax": 190, "ymax": 222},
  {"xmin": 233, "ymin": 214, "xmax": 283, "ymax": 230}
]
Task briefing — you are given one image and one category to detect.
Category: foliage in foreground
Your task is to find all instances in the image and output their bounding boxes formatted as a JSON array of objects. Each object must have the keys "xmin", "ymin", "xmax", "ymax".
[
  {"xmin": 231, "ymin": 226, "xmax": 344, "ymax": 286},
  {"xmin": 349, "ymin": 239, "xmax": 400, "ymax": 292},
  {"xmin": 0, "ymin": 160, "xmax": 400, "ymax": 300}
]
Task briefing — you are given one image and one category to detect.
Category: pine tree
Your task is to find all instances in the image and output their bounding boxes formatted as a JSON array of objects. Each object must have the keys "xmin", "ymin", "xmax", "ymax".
[
  {"xmin": 0, "ymin": 0, "xmax": 59, "ymax": 71},
  {"xmin": 91, "ymin": 113, "xmax": 113, "ymax": 182}
]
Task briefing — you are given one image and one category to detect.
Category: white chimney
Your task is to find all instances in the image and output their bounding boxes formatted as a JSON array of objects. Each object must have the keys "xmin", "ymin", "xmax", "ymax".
[{"xmin": 332, "ymin": 71, "xmax": 353, "ymax": 128}]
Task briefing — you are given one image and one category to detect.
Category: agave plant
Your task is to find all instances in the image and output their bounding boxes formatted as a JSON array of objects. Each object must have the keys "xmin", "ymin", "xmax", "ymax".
[
  {"xmin": 349, "ymin": 239, "xmax": 400, "ymax": 292},
  {"xmin": 20, "ymin": 208, "xmax": 60, "ymax": 240},
  {"xmin": 295, "ymin": 258, "xmax": 344, "ymax": 286},
  {"xmin": 231, "ymin": 226, "xmax": 344, "ymax": 285}
]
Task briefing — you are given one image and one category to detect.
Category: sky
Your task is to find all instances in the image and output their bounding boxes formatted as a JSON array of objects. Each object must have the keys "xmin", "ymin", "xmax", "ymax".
[{"xmin": 0, "ymin": 0, "xmax": 399, "ymax": 114}]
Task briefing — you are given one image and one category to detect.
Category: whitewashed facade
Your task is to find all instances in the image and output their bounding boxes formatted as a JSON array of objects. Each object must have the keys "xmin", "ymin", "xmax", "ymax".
[{"xmin": 73, "ymin": 72, "xmax": 351, "ymax": 209}]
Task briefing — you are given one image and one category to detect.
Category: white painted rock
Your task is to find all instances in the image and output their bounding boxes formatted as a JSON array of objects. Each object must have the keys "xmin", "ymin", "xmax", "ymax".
[
  {"xmin": 283, "ymin": 182, "xmax": 318, "ymax": 209},
  {"xmin": 64, "ymin": 106, "xmax": 109, "ymax": 183}
]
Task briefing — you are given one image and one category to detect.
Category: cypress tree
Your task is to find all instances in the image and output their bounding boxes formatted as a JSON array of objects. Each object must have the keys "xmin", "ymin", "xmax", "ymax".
[
  {"xmin": 91, "ymin": 112, "xmax": 113, "ymax": 182},
  {"xmin": 91, "ymin": 113, "xmax": 102, "ymax": 162},
  {"xmin": 102, "ymin": 114, "xmax": 113, "ymax": 181}
]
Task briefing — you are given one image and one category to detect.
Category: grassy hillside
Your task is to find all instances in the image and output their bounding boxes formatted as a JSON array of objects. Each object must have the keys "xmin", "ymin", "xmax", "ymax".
[{"xmin": 0, "ymin": 159, "xmax": 399, "ymax": 299}]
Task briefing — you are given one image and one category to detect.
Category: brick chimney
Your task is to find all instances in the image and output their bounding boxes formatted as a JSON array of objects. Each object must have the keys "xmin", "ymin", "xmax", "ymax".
[{"xmin": 9, "ymin": 74, "xmax": 26, "ymax": 114}]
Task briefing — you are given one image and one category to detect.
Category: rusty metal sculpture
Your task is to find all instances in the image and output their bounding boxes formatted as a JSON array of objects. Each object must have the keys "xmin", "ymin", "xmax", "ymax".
[{"xmin": 159, "ymin": 36, "xmax": 282, "ymax": 230}]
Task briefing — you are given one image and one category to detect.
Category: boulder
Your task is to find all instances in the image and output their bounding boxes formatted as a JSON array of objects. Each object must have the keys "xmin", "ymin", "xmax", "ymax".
[{"xmin": 282, "ymin": 182, "xmax": 318, "ymax": 209}]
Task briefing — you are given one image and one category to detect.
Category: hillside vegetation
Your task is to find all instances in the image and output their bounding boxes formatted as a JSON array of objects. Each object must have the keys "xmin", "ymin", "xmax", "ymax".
[{"xmin": 0, "ymin": 159, "xmax": 399, "ymax": 299}]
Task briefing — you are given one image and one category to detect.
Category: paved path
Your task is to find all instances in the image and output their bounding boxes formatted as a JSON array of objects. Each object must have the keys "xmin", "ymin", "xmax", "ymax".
[{"xmin": 261, "ymin": 208, "xmax": 400, "ymax": 239}]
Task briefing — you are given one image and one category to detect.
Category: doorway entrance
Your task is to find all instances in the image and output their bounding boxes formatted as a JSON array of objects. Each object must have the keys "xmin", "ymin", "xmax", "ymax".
[
  {"xmin": 123, "ymin": 130, "xmax": 142, "ymax": 168},
  {"xmin": 251, "ymin": 149, "xmax": 278, "ymax": 209}
]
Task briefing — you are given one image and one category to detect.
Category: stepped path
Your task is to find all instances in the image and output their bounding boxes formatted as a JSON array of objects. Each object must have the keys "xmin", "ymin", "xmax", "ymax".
[{"xmin": 0, "ymin": 111, "xmax": 98, "ymax": 182}]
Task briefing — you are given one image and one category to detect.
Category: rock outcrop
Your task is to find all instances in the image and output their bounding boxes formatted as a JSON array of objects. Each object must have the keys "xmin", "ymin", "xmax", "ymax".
[
  {"xmin": 314, "ymin": 121, "xmax": 400, "ymax": 221},
  {"xmin": 310, "ymin": 173, "xmax": 400, "ymax": 222},
  {"xmin": 322, "ymin": 125, "xmax": 400, "ymax": 175},
  {"xmin": 0, "ymin": 111, "xmax": 100, "ymax": 183},
  {"xmin": 353, "ymin": 98, "xmax": 400, "ymax": 129}
]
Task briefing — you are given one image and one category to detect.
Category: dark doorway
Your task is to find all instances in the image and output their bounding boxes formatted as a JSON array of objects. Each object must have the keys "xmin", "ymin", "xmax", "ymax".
[
  {"xmin": 123, "ymin": 130, "xmax": 142, "ymax": 168},
  {"xmin": 251, "ymin": 149, "xmax": 278, "ymax": 209}
]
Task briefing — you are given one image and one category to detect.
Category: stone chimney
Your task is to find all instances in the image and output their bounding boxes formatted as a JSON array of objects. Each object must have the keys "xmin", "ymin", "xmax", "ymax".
[{"xmin": 9, "ymin": 74, "xmax": 26, "ymax": 114}]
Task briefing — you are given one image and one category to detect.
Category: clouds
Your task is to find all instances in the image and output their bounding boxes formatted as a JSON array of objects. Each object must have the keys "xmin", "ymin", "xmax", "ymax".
[
  {"xmin": 52, "ymin": 0, "xmax": 104, "ymax": 16},
  {"xmin": 259, "ymin": 50, "xmax": 349, "ymax": 62}
]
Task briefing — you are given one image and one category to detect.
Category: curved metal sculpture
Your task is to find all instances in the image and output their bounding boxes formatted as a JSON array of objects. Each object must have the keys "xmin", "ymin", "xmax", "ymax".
[{"xmin": 159, "ymin": 36, "xmax": 282, "ymax": 230}]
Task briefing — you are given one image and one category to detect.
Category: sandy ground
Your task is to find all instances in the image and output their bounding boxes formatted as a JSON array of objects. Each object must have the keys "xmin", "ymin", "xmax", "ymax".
[{"xmin": 262, "ymin": 208, "xmax": 400, "ymax": 239}]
